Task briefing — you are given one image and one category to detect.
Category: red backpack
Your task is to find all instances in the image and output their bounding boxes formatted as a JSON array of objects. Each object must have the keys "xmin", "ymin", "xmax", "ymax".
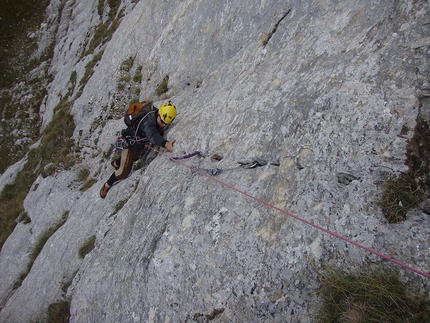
[{"xmin": 123, "ymin": 101, "xmax": 155, "ymax": 127}]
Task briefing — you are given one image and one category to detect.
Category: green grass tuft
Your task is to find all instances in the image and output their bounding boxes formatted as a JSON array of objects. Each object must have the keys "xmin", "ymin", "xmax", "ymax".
[
  {"xmin": 378, "ymin": 117, "xmax": 429, "ymax": 223},
  {"xmin": 17, "ymin": 212, "xmax": 32, "ymax": 224},
  {"xmin": 46, "ymin": 300, "xmax": 70, "ymax": 323},
  {"xmin": 156, "ymin": 75, "xmax": 169, "ymax": 96},
  {"xmin": 378, "ymin": 173, "xmax": 426, "ymax": 223},
  {"xmin": 78, "ymin": 235, "xmax": 96, "ymax": 259},
  {"xmin": 120, "ymin": 56, "xmax": 134, "ymax": 71},
  {"xmin": 317, "ymin": 267, "xmax": 430, "ymax": 323},
  {"xmin": 77, "ymin": 168, "xmax": 90, "ymax": 182},
  {"xmin": 80, "ymin": 178, "xmax": 97, "ymax": 192},
  {"xmin": 113, "ymin": 199, "xmax": 128, "ymax": 215},
  {"xmin": 133, "ymin": 73, "xmax": 142, "ymax": 83}
]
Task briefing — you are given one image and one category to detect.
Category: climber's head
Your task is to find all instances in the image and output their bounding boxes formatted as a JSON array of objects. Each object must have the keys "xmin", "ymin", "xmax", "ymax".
[{"xmin": 158, "ymin": 101, "xmax": 176, "ymax": 125}]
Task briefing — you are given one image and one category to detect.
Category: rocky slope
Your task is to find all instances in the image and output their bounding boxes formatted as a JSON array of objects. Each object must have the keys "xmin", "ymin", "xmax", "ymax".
[{"xmin": 0, "ymin": 0, "xmax": 429, "ymax": 322}]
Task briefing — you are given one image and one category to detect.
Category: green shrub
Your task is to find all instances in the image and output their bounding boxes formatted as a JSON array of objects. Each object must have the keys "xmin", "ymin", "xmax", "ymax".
[
  {"xmin": 119, "ymin": 75, "xmax": 131, "ymax": 82},
  {"xmin": 133, "ymin": 73, "xmax": 142, "ymax": 83},
  {"xmin": 120, "ymin": 56, "xmax": 134, "ymax": 71},
  {"xmin": 317, "ymin": 267, "xmax": 430, "ymax": 323}
]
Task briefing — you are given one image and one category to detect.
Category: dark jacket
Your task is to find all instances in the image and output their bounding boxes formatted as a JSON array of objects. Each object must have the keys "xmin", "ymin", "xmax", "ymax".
[{"xmin": 122, "ymin": 111, "xmax": 167, "ymax": 152}]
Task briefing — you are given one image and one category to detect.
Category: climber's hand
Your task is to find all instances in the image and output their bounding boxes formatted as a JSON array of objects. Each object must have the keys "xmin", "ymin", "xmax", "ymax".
[{"xmin": 165, "ymin": 140, "xmax": 175, "ymax": 152}]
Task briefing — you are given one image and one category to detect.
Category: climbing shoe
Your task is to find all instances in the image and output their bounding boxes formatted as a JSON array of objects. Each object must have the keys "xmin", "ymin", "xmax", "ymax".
[
  {"xmin": 100, "ymin": 183, "xmax": 110, "ymax": 198},
  {"xmin": 111, "ymin": 160, "xmax": 119, "ymax": 170}
]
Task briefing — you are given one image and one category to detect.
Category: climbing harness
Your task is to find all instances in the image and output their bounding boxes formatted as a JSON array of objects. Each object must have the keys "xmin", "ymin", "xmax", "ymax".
[
  {"xmin": 121, "ymin": 111, "xmax": 154, "ymax": 147},
  {"xmin": 147, "ymin": 146, "xmax": 430, "ymax": 280},
  {"xmin": 112, "ymin": 135, "xmax": 128, "ymax": 157}
]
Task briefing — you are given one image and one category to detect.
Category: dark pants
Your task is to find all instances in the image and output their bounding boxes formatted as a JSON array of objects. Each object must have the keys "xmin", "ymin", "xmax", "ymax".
[{"xmin": 107, "ymin": 148, "xmax": 136, "ymax": 186}]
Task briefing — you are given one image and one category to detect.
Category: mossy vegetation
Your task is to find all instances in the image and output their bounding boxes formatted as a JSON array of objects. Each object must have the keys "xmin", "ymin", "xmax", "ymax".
[
  {"xmin": 317, "ymin": 267, "xmax": 430, "ymax": 323},
  {"xmin": 378, "ymin": 117, "xmax": 430, "ymax": 223}
]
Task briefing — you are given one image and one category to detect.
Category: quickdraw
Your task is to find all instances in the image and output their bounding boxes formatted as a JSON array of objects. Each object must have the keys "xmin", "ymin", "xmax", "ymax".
[
  {"xmin": 167, "ymin": 150, "xmax": 276, "ymax": 176},
  {"xmin": 170, "ymin": 151, "xmax": 202, "ymax": 160},
  {"xmin": 157, "ymin": 148, "xmax": 430, "ymax": 280}
]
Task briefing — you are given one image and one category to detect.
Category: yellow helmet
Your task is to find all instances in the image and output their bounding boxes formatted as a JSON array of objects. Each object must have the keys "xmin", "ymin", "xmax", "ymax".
[{"xmin": 158, "ymin": 101, "xmax": 176, "ymax": 124}]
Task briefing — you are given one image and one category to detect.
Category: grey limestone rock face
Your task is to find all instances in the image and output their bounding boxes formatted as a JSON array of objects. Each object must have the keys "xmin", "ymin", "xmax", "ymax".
[{"xmin": 0, "ymin": 0, "xmax": 429, "ymax": 322}]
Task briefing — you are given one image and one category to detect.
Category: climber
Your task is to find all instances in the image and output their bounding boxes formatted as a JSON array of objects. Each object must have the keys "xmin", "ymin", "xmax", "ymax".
[{"xmin": 100, "ymin": 101, "xmax": 177, "ymax": 198}]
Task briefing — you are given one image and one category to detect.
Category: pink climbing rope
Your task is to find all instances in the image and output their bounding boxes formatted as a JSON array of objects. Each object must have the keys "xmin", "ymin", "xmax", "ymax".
[{"xmin": 153, "ymin": 147, "xmax": 430, "ymax": 279}]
